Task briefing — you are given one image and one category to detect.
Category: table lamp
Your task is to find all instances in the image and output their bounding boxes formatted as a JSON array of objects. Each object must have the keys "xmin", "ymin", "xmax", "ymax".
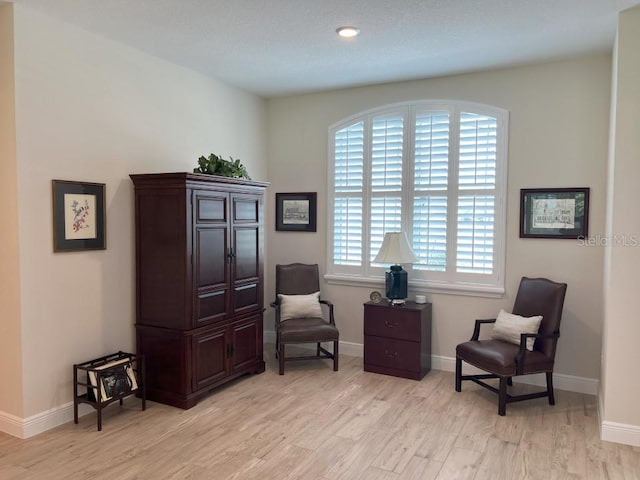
[{"xmin": 374, "ymin": 232, "xmax": 418, "ymax": 305}]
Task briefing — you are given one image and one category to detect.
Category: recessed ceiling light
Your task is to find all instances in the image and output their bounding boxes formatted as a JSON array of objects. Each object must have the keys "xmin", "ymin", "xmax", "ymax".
[{"xmin": 336, "ymin": 26, "xmax": 360, "ymax": 38}]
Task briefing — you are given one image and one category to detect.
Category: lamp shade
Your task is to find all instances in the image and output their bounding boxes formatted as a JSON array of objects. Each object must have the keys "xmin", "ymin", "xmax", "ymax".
[{"xmin": 374, "ymin": 232, "xmax": 418, "ymax": 264}]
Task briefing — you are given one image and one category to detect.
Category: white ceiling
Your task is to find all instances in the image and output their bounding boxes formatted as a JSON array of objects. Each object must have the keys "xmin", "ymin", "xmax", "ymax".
[{"xmin": 10, "ymin": 0, "xmax": 640, "ymax": 97}]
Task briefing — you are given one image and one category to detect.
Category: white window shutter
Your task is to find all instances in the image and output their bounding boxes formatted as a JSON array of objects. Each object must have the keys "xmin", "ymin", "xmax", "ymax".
[
  {"xmin": 458, "ymin": 113, "xmax": 497, "ymax": 190},
  {"xmin": 335, "ymin": 122, "xmax": 364, "ymax": 193},
  {"xmin": 333, "ymin": 122, "xmax": 364, "ymax": 266},
  {"xmin": 328, "ymin": 101, "xmax": 507, "ymax": 294},
  {"xmin": 414, "ymin": 112, "xmax": 449, "ymax": 190},
  {"xmin": 456, "ymin": 195, "xmax": 495, "ymax": 274},
  {"xmin": 333, "ymin": 197, "xmax": 363, "ymax": 266},
  {"xmin": 371, "ymin": 115, "xmax": 403, "ymax": 191},
  {"xmin": 370, "ymin": 197, "xmax": 402, "ymax": 263}
]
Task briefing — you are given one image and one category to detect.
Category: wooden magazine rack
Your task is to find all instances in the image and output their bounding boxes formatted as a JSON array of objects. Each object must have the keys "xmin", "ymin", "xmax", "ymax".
[{"xmin": 73, "ymin": 351, "xmax": 145, "ymax": 431}]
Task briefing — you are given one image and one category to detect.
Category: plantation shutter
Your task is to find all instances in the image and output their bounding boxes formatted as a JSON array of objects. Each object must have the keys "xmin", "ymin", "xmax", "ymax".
[
  {"xmin": 456, "ymin": 113, "xmax": 498, "ymax": 274},
  {"xmin": 333, "ymin": 121, "xmax": 364, "ymax": 266},
  {"xmin": 370, "ymin": 114, "xmax": 404, "ymax": 262},
  {"xmin": 328, "ymin": 101, "xmax": 506, "ymax": 294},
  {"xmin": 413, "ymin": 111, "xmax": 450, "ymax": 272}
]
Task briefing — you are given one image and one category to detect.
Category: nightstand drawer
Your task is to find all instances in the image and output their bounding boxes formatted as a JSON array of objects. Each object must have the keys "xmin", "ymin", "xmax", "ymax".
[
  {"xmin": 364, "ymin": 305, "xmax": 421, "ymax": 341},
  {"xmin": 364, "ymin": 335, "xmax": 420, "ymax": 372}
]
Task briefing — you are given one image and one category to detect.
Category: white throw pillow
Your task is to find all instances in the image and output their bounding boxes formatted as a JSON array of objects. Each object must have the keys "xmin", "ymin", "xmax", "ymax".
[
  {"xmin": 278, "ymin": 291, "xmax": 323, "ymax": 321},
  {"xmin": 491, "ymin": 309, "xmax": 543, "ymax": 351}
]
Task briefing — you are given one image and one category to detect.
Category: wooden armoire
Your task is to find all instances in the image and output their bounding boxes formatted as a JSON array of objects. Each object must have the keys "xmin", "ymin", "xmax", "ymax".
[{"xmin": 130, "ymin": 173, "xmax": 268, "ymax": 409}]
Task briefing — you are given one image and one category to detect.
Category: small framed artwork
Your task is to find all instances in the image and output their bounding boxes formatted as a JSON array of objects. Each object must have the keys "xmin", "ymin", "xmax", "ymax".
[
  {"xmin": 520, "ymin": 187, "xmax": 589, "ymax": 239},
  {"xmin": 276, "ymin": 192, "xmax": 317, "ymax": 232},
  {"xmin": 52, "ymin": 180, "xmax": 106, "ymax": 252}
]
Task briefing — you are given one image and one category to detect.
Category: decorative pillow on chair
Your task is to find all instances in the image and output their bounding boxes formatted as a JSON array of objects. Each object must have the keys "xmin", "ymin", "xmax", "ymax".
[
  {"xmin": 491, "ymin": 309, "xmax": 543, "ymax": 351},
  {"xmin": 278, "ymin": 291, "xmax": 323, "ymax": 321}
]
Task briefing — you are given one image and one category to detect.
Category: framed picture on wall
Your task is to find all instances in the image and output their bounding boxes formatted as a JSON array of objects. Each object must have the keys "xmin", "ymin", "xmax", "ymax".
[
  {"xmin": 520, "ymin": 187, "xmax": 589, "ymax": 239},
  {"xmin": 52, "ymin": 180, "xmax": 106, "ymax": 252},
  {"xmin": 276, "ymin": 192, "xmax": 317, "ymax": 232}
]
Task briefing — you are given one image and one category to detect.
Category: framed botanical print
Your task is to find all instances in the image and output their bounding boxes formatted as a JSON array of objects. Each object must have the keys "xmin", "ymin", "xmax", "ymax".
[{"xmin": 52, "ymin": 180, "xmax": 106, "ymax": 252}]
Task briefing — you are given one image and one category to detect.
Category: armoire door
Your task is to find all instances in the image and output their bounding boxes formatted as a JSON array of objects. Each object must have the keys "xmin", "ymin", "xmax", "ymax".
[
  {"xmin": 230, "ymin": 194, "xmax": 262, "ymax": 315},
  {"xmin": 192, "ymin": 325, "xmax": 228, "ymax": 391},
  {"xmin": 193, "ymin": 191, "xmax": 230, "ymax": 327},
  {"xmin": 230, "ymin": 315, "xmax": 261, "ymax": 372}
]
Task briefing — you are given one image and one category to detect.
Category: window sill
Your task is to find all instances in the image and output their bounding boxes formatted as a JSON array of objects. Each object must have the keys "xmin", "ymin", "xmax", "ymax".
[{"xmin": 323, "ymin": 274, "xmax": 505, "ymax": 298}]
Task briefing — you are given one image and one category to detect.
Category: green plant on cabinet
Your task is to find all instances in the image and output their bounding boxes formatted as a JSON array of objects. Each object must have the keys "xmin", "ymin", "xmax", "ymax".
[{"xmin": 193, "ymin": 153, "xmax": 251, "ymax": 180}]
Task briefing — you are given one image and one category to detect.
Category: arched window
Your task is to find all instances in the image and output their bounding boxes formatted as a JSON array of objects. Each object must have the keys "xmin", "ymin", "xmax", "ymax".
[{"xmin": 327, "ymin": 100, "xmax": 508, "ymax": 295}]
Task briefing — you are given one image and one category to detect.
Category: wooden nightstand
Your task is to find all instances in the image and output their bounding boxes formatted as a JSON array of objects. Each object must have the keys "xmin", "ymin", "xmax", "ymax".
[{"xmin": 363, "ymin": 300, "xmax": 432, "ymax": 380}]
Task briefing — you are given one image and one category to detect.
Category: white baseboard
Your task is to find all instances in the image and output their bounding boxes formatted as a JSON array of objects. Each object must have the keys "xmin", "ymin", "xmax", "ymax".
[
  {"xmin": 600, "ymin": 420, "xmax": 640, "ymax": 447},
  {"xmin": 339, "ymin": 341, "xmax": 363, "ymax": 357},
  {"xmin": 598, "ymin": 388, "xmax": 640, "ymax": 446},
  {"xmin": 0, "ymin": 403, "xmax": 93, "ymax": 439},
  {"xmin": 0, "ymin": 410, "xmax": 25, "ymax": 438}
]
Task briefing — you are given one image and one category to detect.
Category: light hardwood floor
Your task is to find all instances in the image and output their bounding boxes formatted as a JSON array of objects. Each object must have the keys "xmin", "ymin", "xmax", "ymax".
[{"xmin": 1, "ymin": 348, "xmax": 639, "ymax": 480}]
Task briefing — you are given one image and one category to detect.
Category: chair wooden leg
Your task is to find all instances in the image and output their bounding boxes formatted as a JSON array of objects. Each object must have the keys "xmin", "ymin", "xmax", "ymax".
[
  {"xmin": 317, "ymin": 342, "xmax": 321, "ymax": 356},
  {"xmin": 275, "ymin": 332, "xmax": 279, "ymax": 359},
  {"xmin": 455, "ymin": 357, "xmax": 462, "ymax": 392},
  {"xmin": 546, "ymin": 371, "xmax": 555, "ymax": 405},
  {"xmin": 333, "ymin": 340, "xmax": 339, "ymax": 371},
  {"xmin": 279, "ymin": 343, "xmax": 285, "ymax": 375},
  {"xmin": 498, "ymin": 376, "xmax": 507, "ymax": 416}
]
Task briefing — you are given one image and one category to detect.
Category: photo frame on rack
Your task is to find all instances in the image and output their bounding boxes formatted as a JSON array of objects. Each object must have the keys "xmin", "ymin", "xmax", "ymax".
[
  {"xmin": 52, "ymin": 180, "xmax": 106, "ymax": 252},
  {"xmin": 276, "ymin": 192, "xmax": 317, "ymax": 232},
  {"xmin": 520, "ymin": 187, "xmax": 589, "ymax": 239}
]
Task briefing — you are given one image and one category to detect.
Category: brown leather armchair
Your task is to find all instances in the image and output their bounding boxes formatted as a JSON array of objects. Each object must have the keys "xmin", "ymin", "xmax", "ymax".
[
  {"xmin": 455, "ymin": 277, "xmax": 567, "ymax": 415},
  {"xmin": 271, "ymin": 263, "xmax": 339, "ymax": 375}
]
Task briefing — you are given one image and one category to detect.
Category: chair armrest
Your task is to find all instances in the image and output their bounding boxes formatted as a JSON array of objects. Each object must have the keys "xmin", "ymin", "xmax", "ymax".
[
  {"xmin": 471, "ymin": 318, "xmax": 496, "ymax": 341},
  {"xmin": 270, "ymin": 301, "xmax": 281, "ymax": 328},
  {"xmin": 320, "ymin": 299, "xmax": 335, "ymax": 325},
  {"xmin": 514, "ymin": 332, "xmax": 560, "ymax": 374}
]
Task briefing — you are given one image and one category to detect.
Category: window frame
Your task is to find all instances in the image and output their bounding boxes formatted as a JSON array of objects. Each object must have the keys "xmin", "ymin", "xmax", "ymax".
[{"xmin": 326, "ymin": 100, "xmax": 508, "ymax": 297}]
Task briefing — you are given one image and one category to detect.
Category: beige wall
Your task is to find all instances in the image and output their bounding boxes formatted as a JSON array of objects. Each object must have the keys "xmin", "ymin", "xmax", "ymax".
[
  {"xmin": 10, "ymin": 5, "xmax": 267, "ymax": 418},
  {"xmin": 266, "ymin": 55, "xmax": 611, "ymax": 381},
  {"xmin": 0, "ymin": 3, "xmax": 24, "ymax": 418},
  {"xmin": 602, "ymin": 6, "xmax": 640, "ymax": 428}
]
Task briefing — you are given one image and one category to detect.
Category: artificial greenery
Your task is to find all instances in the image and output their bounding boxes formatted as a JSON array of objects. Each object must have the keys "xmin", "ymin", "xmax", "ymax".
[{"xmin": 193, "ymin": 153, "xmax": 251, "ymax": 180}]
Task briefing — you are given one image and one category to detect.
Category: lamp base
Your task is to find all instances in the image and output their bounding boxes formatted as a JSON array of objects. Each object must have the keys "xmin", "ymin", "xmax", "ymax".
[
  {"xmin": 389, "ymin": 298, "xmax": 406, "ymax": 306},
  {"xmin": 385, "ymin": 265, "xmax": 408, "ymax": 304}
]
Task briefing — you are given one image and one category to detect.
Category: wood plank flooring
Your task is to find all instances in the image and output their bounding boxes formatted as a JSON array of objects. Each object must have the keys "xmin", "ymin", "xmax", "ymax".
[{"xmin": 1, "ymin": 348, "xmax": 639, "ymax": 480}]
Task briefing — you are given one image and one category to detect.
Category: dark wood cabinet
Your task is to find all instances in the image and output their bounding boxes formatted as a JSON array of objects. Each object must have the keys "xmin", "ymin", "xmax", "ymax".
[
  {"xmin": 363, "ymin": 300, "xmax": 432, "ymax": 380},
  {"xmin": 130, "ymin": 173, "xmax": 268, "ymax": 409}
]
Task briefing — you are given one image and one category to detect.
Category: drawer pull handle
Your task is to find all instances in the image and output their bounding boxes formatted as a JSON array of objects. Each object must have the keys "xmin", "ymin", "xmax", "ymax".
[
  {"xmin": 384, "ymin": 320, "xmax": 399, "ymax": 328},
  {"xmin": 384, "ymin": 350, "xmax": 398, "ymax": 358}
]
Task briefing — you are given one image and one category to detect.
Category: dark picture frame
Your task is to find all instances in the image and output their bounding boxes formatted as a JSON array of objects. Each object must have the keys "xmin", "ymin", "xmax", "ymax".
[
  {"xmin": 520, "ymin": 187, "xmax": 589, "ymax": 239},
  {"xmin": 276, "ymin": 192, "xmax": 317, "ymax": 232},
  {"xmin": 52, "ymin": 180, "xmax": 106, "ymax": 252}
]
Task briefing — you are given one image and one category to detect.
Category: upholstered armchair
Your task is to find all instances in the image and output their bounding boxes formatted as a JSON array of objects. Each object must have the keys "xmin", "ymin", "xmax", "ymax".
[
  {"xmin": 455, "ymin": 277, "xmax": 567, "ymax": 415},
  {"xmin": 271, "ymin": 263, "xmax": 339, "ymax": 375}
]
